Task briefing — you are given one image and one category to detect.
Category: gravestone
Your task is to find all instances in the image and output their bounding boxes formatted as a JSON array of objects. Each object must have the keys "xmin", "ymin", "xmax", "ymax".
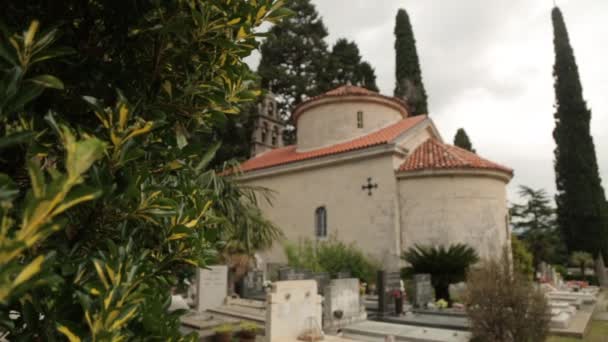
[
  {"xmin": 336, "ymin": 271, "xmax": 352, "ymax": 279},
  {"xmin": 311, "ymin": 272, "xmax": 330, "ymax": 295},
  {"xmin": 377, "ymin": 270, "xmax": 402, "ymax": 316},
  {"xmin": 196, "ymin": 265, "xmax": 228, "ymax": 312},
  {"xmin": 596, "ymin": 254, "xmax": 608, "ymax": 288},
  {"xmin": 266, "ymin": 280, "xmax": 323, "ymax": 341},
  {"xmin": 413, "ymin": 274, "xmax": 434, "ymax": 308},
  {"xmin": 240, "ymin": 269, "xmax": 265, "ymax": 300},
  {"xmin": 278, "ymin": 267, "xmax": 295, "ymax": 281},
  {"xmin": 323, "ymin": 278, "xmax": 367, "ymax": 329},
  {"xmin": 266, "ymin": 262, "xmax": 285, "ymax": 281}
]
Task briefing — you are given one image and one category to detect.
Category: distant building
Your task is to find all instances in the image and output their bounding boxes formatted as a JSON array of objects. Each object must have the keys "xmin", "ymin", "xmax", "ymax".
[{"xmin": 238, "ymin": 85, "xmax": 513, "ymax": 269}]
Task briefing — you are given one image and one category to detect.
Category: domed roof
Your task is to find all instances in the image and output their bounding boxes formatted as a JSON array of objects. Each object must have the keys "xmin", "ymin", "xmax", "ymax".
[{"xmin": 293, "ymin": 85, "xmax": 410, "ymax": 123}]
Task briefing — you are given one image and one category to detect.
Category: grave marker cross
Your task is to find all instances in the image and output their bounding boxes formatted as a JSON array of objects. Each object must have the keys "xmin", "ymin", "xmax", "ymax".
[{"xmin": 361, "ymin": 177, "xmax": 378, "ymax": 196}]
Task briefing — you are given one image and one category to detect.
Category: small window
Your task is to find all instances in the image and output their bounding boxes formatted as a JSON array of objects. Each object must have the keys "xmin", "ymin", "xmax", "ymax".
[
  {"xmin": 357, "ymin": 111, "xmax": 364, "ymax": 128},
  {"xmin": 315, "ymin": 206, "xmax": 327, "ymax": 238}
]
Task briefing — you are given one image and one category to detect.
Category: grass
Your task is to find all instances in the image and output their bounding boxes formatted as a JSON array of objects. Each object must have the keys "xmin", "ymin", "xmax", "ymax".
[{"xmin": 546, "ymin": 320, "xmax": 608, "ymax": 342}]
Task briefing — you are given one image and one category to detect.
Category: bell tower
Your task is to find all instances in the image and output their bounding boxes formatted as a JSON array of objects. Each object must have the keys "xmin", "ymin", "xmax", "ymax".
[{"xmin": 250, "ymin": 92, "xmax": 284, "ymax": 157}]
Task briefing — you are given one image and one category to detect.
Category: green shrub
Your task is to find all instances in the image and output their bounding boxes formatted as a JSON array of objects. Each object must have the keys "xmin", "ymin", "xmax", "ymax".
[
  {"xmin": 284, "ymin": 237, "xmax": 379, "ymax": 283},
  {"xmin": 511, "ymin": 234, "xmax": 534, "ymax": 279},
  {"xmin": 466, "ymin": 249, "xmax": 550, "ymax": 342}
]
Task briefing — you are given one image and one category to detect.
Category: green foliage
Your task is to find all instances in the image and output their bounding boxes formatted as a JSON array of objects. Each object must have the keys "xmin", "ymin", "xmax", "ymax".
[
  {"xmin": 569, "ymin": 251, "xmax": 593, "ymax": 278},
  {"xmin": 511, "ymin": 234, "xmax": 534, "ymax": 279},
  {"xmin": 284, "ymin": 237, "xmax": 379, "ymax": 283},
  {"xmin": 466, "ymin": 249, "xmax": 550, "ymax": 342},
  {"xmin": 214, "ymin": 323, "xmax": 234, "ymax": 333},
  {"xmin": 320, "ymin": 39, "xmax": 379, "ymax": 92},
  {"xmin": 258, "ymin": 0, "xmax": 378, "ymax": 143},
  {"xmin": 453, "ymin": 128, "xmax": 475, "ymax": 153},
  {"xmin": 510, "ymin": 185, "xmax": 566, "ymax": 268},
  {"xmin": 552, "ymin": 7, "xmax": 608, "ymax": 259},
  {"xmin": 393, "ymin": 8, "xmax": 428, "ymax": 116},
  {"xmin": 1, "ymin": 1, "xmax": 286, "ymax": 340},
  {"xmin": 402, "ymin": 244, "xmax": 479, "ymax": 302}
]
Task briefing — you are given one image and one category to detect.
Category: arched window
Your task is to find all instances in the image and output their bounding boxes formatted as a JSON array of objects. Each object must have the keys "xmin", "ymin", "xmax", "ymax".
[
  {"xmin": 315, "ymin": 206, "xmax": 327, "ymax": 238},
  {"xmin": 261, "ymin": 122, "xmax": 269, "ymax": 143},
  {"xmin": 357, "ymin": 111, "xmax": 364, "ymax": 128},
  {"xmin": 271, "ymin": 126, "xmax": 279, "ymax": 146}
]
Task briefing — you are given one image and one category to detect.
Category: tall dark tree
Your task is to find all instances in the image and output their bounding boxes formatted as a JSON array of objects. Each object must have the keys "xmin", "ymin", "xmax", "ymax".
[
  {"xmin": 320, "ymin": 38, "xmax": 378, "ymax": 92},
  {"xmin": 393, "ymin": 8, "xmax": 428, "ymax": 115},
  {"xmin": 510, "ymin": 186, "xmax": 566, "ymax": 269},
  {"xmin": 453, "ymin": 128, "xmax": 475, "ymax": 153},
  {"xmin": 258, "ymin": 0, "xmax": 329, "ymax": 137},
  {"xmin": 551, "ymin": 7, "xmax": 608, "ymax": 258}
]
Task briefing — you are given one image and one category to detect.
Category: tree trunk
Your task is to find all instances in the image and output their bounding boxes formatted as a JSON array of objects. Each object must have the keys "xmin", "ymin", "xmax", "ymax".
[{"xmin": 435, "ymin": 283, "xmax": 450, "ymax": 303}]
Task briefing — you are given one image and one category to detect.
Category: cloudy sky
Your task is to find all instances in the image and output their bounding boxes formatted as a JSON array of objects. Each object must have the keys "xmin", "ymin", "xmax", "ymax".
[{"xmin": 247, "ymin": 0, "xmax": 608, "ymax": 204}]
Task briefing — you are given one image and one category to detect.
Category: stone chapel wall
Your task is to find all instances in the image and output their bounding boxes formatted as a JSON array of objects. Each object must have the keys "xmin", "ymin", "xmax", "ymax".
[
  {"xmin": 296, "ymin": 100, "xmax": 403, "ymax": 151},
  {"xmin": 240, "ymin": 153, "xmax": 401, "ymax": 269},
  {"xmin": 397, "ymin": 172, "xmax": 510, "ymax": 260}
]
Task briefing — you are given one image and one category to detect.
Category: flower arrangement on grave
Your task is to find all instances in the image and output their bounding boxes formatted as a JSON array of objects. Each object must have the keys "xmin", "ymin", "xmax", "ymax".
[
  {"xmin": 436, "ymin": 299, "xmax": 448, "ymax": 309},
  {"xmin": 237, "ymin": 322, "xmax": 259, "ymax": 342},
  {"xmin": 214, "ymin": 324, "xmax": 234, "ymax": 342},
  {"xmin": 360, "ymin": 282, "xmax": 367, "ymax": 296},
  {"xmin": 390, "ymin": 289, "xmax": 402, "ymax": 298}
]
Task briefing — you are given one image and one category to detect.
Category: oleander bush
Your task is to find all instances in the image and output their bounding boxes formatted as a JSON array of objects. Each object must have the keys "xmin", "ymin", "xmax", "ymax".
[{"xmin": 0, "ymin": 1, "xmax": 290, "ymax": 340}]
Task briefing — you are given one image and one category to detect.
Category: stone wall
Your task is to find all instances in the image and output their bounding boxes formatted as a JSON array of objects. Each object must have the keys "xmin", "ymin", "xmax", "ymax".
[
  {"xmin": 240, "ymin": 153, "xmax": 401, "ymax": 269},
  {"xmin": 296, "ymin": 100, "xmax": 403, "ymax": 151},
  {"xmin": 397, "ymin": 171, "xmax": 510, "ymax": 260}
]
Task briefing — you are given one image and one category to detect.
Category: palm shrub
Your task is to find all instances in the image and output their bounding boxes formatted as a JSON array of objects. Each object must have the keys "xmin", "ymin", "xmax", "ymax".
[
  {"xmin": 466, "ymin": 249, "xmax": 550, "ymax": 342},
  {"xmin": 0, "ymin": 1, "xmax": 290, "ymax": 340},
  {"xmin": 570, "ymin": 251, "xmax": 594, "ymax": 278},
  {"xmin": 402, "ymin": 244, "xmax": 479, "ymax": 302}
]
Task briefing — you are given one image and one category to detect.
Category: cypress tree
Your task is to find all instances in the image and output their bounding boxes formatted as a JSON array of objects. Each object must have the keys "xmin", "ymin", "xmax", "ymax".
[
  {"xmin": 453, "ymin": 128, "xmax": 475, "ymax": 153},
  {"xmin": 551, "ymin": 7, "xmax": 608, "ymax": 258},
  {"xmin": 394, "ymin": 8, "xmax": 428, "ymax": 116}
]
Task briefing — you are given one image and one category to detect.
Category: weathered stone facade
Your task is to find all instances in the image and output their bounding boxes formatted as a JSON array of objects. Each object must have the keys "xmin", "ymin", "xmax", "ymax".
[{"xmin": 240, "ymin": 85, "xmax": 512, "ymax": 269}]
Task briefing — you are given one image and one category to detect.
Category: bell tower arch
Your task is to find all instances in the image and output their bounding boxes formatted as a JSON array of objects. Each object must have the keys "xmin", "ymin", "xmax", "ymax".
[{"xmin": 250, "ymin": 92, "xmax": 284, "ymax": 157}]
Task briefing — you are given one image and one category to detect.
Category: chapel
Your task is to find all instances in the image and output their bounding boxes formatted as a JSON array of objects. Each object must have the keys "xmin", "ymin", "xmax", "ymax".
[{"xmin": 238, "ymin": 85, "xmax": 513, "ymax": 269}]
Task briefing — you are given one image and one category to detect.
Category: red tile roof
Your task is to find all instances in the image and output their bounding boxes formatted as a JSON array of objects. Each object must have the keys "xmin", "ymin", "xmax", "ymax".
[
  {"xmin": 398, "ymin": 138, "xmax": 512, "ymax": 174},
  {"xmin": 293, "ymin": 85, "xmax": 410, "ymax": 122},
  {"xmin": 239, "ymin": 116, "xmax": 427, "ymax": 173}
]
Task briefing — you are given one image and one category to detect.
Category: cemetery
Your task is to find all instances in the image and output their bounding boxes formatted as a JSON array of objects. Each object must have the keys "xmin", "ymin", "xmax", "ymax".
[{"xmin": 170, "ymin": 257, "xmax": 608, "ymax": 341}]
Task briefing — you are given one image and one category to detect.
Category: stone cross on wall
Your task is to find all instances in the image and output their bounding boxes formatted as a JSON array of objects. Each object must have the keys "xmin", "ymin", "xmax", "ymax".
[{"xmin": 361, "ymin": 177, "xmax": 378, "ymax": 196}]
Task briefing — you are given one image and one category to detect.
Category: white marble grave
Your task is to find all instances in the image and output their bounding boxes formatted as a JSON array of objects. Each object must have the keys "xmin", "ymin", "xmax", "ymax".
[
  {"xmin": 196, "ymin": 265, "xmax": 228, "ymax": 312},
  {"xmin": 323, "ymin": 278, "xmax": 367, "ymax": 330},
  {"xmin": 265, "ymin": 280, "xmax": 323, "ymax": 341}
]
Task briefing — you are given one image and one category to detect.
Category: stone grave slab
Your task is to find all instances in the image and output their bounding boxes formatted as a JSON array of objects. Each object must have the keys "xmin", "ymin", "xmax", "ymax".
[
  {"xmin": 196, "ymin": 265, "xmax": 228, "ymax": 312},
  {"xmin": 240, "ymin": 269, "xmax": 265, "ymax": 300},
  {"xmin": 377, "ymin": 270, "xmax": 402, "ymax": 317},
  {"xmin": 413, "ymin": 274, "xmax": 434, "ymax": 308},
  {"xmin": 323, "ymin": 278, "xmax": 366, "ymax": 330},
  {"xmin": 266, "ymin": 280, "xmax": 323, "ymax": 341}
]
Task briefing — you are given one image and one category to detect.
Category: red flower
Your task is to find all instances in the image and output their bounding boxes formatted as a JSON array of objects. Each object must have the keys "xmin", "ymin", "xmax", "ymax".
[{"xmin": 391, "ymin": 290, "xmax": 402, "ymax": 298}]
